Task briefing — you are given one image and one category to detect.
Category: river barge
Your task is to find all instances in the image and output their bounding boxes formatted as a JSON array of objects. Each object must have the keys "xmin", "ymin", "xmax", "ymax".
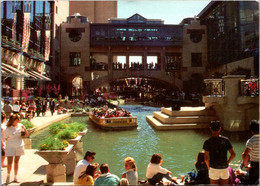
[{"xmin": 89, "ymin": 113, "xmax": 138, "ymax": 130}]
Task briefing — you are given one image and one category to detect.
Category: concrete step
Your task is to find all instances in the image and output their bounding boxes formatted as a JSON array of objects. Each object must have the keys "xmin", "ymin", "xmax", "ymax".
[
  {"xmin": 161, "ymin": 107, "xmax": 216, "ymax": 117},
  {"xmin": 153, "ymin": 111, "xmax": 217, "ymax": 124},
  {"xmin": 146, "ymin": 116, "xmax": 210, "ymax": 130}
]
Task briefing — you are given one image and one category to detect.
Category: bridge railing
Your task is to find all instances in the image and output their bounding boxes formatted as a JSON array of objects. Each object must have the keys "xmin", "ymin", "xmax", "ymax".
[
  {"xmin": 204, "ymin": 79, "xmax": 224, "ymax": 96},
  {"xmin": 240, "ymin": 78, "xmax": 259, "ymax": 97}
]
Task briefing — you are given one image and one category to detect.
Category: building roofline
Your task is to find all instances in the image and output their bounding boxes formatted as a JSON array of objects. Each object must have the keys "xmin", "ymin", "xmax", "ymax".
[{"xmin": 197, "ymin": 1, "xmax": 221, "ymax": 18}]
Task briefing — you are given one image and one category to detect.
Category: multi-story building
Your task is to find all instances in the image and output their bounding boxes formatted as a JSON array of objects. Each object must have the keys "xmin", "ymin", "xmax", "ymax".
[
  {"xmin": 60, "ymin": 13, "xmax": 207, "ymax": 96},
  {"xmin": 1, "ymin": 1, "xmax": 69, "ymax": 99},
  {"xmin": 198, "ymin": 0, "xmax": 259, "ymax": 76},
  {"xmin": 69, "ymin": 1, "xmax": 117, "ymax": 23}
]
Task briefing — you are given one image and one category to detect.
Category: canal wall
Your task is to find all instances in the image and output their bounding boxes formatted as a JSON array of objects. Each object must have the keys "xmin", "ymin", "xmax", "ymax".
[{"xmin": 203, "ymin": 75, "xmax": 259, "ymax": 132}]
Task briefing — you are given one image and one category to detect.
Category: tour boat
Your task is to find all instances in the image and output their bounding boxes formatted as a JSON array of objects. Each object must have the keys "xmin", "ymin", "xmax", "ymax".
[{"xmin": 89, "ymin": 113, "xmax": 138, "ymax": 130}]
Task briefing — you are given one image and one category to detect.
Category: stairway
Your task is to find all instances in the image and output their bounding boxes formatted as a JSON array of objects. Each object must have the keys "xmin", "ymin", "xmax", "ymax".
[{"xmin": 146, "ymin": 107, "xmax": 217, "ymax": 130}]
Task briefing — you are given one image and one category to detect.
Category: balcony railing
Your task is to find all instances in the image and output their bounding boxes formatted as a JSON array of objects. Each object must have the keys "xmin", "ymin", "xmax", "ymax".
[
  {"xmin": 240, "ymin": 78, "xmax": 259, "ymax": 97},
  {"xmin": 1, "ymin": 36, "xmax": 22, "ymax": 53},
  {"xmin": 204, "ymin": 79, "xmax": 224, "ymax": 96}
]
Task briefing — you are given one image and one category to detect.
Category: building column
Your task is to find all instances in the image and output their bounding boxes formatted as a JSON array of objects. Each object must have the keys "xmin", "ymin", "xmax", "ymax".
[
  {"xmin": 126, "ymin": 52, "xmax": 129, "ymax": 77},
  {"xmin": 143, "ymin": 51, "xmax": 147, "ymax": 71},
  {"xmin": 222, "ymin": 75, "xmax": 246, "ymax": 131},
  {"xmin": 108, "ymin": 50, "xmax": 113, "ymax": 81}
]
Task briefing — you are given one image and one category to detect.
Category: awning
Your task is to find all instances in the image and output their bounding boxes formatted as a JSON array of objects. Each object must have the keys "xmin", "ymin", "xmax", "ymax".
[
  {"xmin": 25, "ymin": 71, "xmax": 42, "ymax": 81},
  {"xmin": 1, "ymin": 63, "xmax": 29, "ymax": 77},
  {"xmin": 27, "ymin": 70, "xmax": 51, "ymax": 81},
  {"xmin": 27, "ymin": 71, "xmax": 45, "ymax": 81}
]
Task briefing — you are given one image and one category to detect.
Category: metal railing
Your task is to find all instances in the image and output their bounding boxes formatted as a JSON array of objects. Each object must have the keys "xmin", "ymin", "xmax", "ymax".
[
  {"xmin": 204, "ymin": 79, "xmax": 224, "ymax": 96},
  {"xmin": 240, "ymin": 78, "xmax": 259, "ymax": 97}
]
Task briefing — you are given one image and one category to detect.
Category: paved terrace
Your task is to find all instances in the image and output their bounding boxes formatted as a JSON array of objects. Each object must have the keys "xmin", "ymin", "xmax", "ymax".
[{"xmin": 1, "ymin": 111, "xmax": 71, "ymax": 185}]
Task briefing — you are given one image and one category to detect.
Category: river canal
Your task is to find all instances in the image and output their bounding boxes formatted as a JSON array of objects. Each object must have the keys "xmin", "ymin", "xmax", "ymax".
[{"xmin": 31, "ymin": 105, "xmax": 250, "ymax": 180}]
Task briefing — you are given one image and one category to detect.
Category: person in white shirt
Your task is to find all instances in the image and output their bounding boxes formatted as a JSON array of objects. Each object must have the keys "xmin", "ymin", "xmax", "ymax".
[
  {"xmin": 73, "ymin": 150, "xmax": 98, "ymax": 184},
  {"xmin": 13, "ymin": 101, "xmax": 20, "ymax": 114},
  {"xmin": 146, "ymin": 153, "xmax": 176, "ymax": 185},
  {"xmin": 4, "ymin": 114, "xmax": 28, "ymax": 184}
]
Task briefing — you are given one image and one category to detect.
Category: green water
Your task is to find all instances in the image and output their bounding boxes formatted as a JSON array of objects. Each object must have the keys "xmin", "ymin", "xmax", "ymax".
[{"xmin": 31, "ymin": 105, "xmax": 251, "ymax": 179}]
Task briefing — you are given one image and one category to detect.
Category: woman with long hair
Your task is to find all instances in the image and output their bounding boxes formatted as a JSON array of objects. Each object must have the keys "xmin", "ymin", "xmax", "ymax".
[
  {"xmin": 122, "ymin": 157, "xmax": 138, "ymax": 185},
  {"xmin": 194, "ymin": 151, "xmax": 209, "ymax": 184},
  {"xmin": 76, "ymin": 164, "xmax": 98, "ymax": 185},
  {"xmin": 4, "ymin": 114, "xmax": 28, "ymax": 184}
]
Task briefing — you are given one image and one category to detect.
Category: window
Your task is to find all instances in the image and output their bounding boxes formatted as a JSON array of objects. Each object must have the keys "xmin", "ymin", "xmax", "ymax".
[
  {"xmin": 70, "ymin": 52, "xmax": 81, "ymax": 66},
  {"xmin": 69, "ymin": 29, "xmax": 82, "ymax": 42},
  {"xmin": 191, "ymin": 53, "xmax": 202, "ymax": 67},
  {"xmin": 56, "ymin": 6, "xmax": 58, "ymax": 14}
]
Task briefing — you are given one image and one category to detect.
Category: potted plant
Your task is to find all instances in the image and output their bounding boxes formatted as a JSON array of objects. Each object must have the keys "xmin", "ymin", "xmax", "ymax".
[
  {"xmin": 36, "ymin": 137, "xmax": 73, "ymax": 182},
  {"xmin": 69, "ymin": 122, "xmax": 88, "ymax": 136},
  {"xmin": 49, "ymin": 122, "xmax": 69, "ymax": 135},
  {"xmin": 37, "ymin": 136, "xmax": 72, "ymax": 163}
]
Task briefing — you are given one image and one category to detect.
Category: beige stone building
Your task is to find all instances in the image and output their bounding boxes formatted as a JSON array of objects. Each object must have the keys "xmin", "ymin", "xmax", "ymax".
[{"xmin": 59, "ymin": 13, "xmax": 208, "ymax": 96}]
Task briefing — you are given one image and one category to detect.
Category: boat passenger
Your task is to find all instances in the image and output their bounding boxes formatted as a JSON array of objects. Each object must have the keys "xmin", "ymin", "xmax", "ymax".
[{"xmin": 121, "ymin": 157, "xmax": 138, "ymax": 185}]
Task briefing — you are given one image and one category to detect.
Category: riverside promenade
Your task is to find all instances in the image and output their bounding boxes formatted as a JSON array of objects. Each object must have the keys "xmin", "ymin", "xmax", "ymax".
[{"xmin": 1, "ymin": 111, "xmax": 72, "ymax": 185}]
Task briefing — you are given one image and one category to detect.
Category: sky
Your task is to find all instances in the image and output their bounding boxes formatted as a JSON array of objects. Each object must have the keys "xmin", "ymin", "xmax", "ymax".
[{"xmin": 118, "ymin": 0, "xmax": 211, "ymax": 24}]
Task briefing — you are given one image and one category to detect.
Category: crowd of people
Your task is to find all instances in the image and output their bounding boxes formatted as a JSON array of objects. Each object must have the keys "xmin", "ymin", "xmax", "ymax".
[
  {"xmin": 92, "ymin": 106, "xmax": 132, "ymax": 118},
  {"xmin": 71, "ymin": 120, "xmax": 259, "ymax": 185},
  {"xmin": 2, "ymin": 99, "xmax": 55, "ymax": 120}
]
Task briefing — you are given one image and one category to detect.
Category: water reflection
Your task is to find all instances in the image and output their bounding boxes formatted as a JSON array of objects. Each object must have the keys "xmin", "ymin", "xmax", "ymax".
[{"xmin": 31, "ymin": 105, "xmax": 251, "ymax": 179}]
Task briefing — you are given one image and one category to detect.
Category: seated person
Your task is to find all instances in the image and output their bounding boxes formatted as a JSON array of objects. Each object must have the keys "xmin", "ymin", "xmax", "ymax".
[
  {"xmin": 195, "ymin": 151, "xmax": 209, "ymax": 184},
  {"xmin": 146, "ymin": 153, "xmax": 176, "ymax": 185},
  {"xmin": 76, "ymin": 164, "xmax": 99, "ymax": 185},
  {"xmin": 94, "ymin": 163, "xmax": 120, "ymax": 186},
  {"xmin": 73, "ymin": 151, "xmax": 97, "ymax": 184},
  {"xmin": 121, "ymin": 157, "xmax": 138, "ymax": 185}
]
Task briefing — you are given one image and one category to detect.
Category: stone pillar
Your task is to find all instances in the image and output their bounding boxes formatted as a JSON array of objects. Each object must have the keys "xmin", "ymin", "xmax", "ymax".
[
  {"xmin": 126, "ymin": 52, "xmax": 130, "ymax": 77},
  {"xmin": 46, "ymin": 164, "xmax": 66, "ymax": 183},
  {"xmin": 75, "ymin": 141, "xmax": 83, "ymax": 163},
  {"xmin": 222, "ymin": 75, "xmax": 246, "ymax": 131},
  {"xmin": 23, "ymin": 138, "xmax": 32, "ymax": 149},
  {"xmin": 143, "ymin": 50, "xmax": 147, "ymax": 71},
  {"xmin": 64, "ymin": 149, "xmax": 76, "ymax": 175}
]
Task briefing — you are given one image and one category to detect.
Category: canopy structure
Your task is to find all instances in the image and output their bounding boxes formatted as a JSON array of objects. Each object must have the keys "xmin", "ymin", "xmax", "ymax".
[
  {"xmin": 26, "ymin": 70, "xmax": 51, "ymax": 81},
  {"xmin": 1, "ymin": 63, "xmax": 29, "ymax": 77}
]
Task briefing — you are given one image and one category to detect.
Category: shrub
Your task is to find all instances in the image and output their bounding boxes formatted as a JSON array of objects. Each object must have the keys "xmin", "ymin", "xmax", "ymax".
[
  {"xmin": 68, "ymin": 122, "xmax": 86, "ymax": 132},
  {"xmin": 49, "ymin": 122, "xmax": 68, "ymax": 135},
  {"xmin": 21, "ymin": 119, "xmax": 35, "ymax": 129},
  {"xmin": 38, "ymin": 136, "xmax": 69, "ymax": 150},
  {"xmin": 56, "ymin": 128, "xmax": 78, "ymax": 140}
]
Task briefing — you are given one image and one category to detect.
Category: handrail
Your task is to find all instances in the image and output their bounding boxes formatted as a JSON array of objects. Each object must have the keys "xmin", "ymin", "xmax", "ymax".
[
  {"xmin": 240, "ymin": 78, "xmax": 259, "ymax": 97},
  {"xmin": 204, "ymin": 79, "xmax": 224, "ymax": 96}
]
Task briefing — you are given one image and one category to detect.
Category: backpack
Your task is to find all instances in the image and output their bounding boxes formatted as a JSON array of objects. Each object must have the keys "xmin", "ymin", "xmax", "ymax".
[{"xmin": 185, "ymin": 169, "xmax": 197, "ymax": 185}]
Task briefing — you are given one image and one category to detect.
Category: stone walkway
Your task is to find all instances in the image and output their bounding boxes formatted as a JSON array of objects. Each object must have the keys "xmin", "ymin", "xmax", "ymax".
[{"xmin": 1, "ymin": 111, "xmax": 72, "ymax": 185}]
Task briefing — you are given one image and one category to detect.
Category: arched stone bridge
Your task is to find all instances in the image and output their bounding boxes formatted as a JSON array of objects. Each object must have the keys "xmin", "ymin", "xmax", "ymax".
[{"xmin": 89, "ymin": 69, "xmax": 183, "ymax": 91}]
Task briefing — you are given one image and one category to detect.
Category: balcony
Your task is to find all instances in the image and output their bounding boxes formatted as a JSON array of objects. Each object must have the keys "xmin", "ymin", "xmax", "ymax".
[{"xmin": 1, "ymin": 36, "xmax": 22, "ymax": 53}]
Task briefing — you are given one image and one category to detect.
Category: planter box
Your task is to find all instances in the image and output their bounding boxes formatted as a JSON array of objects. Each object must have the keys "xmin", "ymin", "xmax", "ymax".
[
  {"xmin": 78, "ymin": 128, "xmax": 88, "ymax": 136},
  {"xmin": 36, "ymin": 144, "xmax": 73, "ymax": 164}
]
